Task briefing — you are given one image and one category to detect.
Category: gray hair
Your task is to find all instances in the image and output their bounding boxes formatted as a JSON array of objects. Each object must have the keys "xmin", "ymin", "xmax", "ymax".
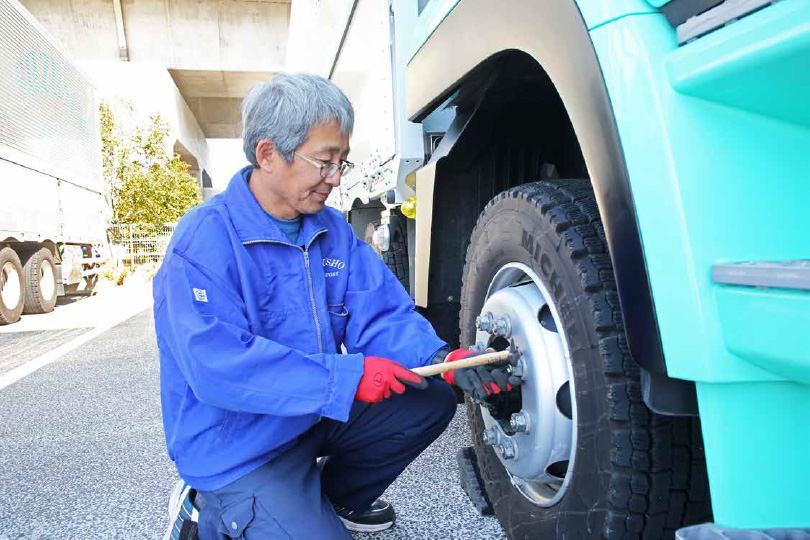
[{"xmin": 242, "ymin": 73, "xmax": 354, "ymax": 167}]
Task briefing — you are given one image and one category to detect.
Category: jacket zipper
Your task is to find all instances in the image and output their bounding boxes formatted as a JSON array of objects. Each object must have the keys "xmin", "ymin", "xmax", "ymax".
[
  {"xmin": 244, "ymin": 231, "xmax": 326, "ymax": 353},
  {"xmin": 302, "ymin": 250, "xmax": 323, "ymax": 353}
]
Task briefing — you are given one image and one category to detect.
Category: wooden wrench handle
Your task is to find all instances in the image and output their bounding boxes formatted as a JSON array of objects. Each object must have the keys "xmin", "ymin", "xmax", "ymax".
[{"xmin": 412, "ymin": 350, "xmax": 511, "ymax": 377}]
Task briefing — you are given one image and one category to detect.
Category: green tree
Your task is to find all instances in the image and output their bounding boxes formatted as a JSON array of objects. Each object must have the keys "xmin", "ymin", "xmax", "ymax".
[{"xmin": 100, "ymin": 101, "xmax": 202, "ymax": 232}]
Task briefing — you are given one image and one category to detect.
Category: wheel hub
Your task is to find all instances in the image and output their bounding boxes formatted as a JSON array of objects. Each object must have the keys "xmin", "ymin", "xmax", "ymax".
[
  {"xmin": 40, "ymin": 260, "xmax": 56, "ymax": 302},
  {"xmin": 1, "ymin": 261, "xmax": 21, "ymax": 309},
  {"xmin": 475, "ymin": 263, "xmax": 577, "ymax": 506}
]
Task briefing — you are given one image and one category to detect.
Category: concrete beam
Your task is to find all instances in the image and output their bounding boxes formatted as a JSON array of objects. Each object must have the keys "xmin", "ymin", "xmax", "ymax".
[
  {"xmin": 169, "ymin": 69, "xmax": 275, "ymax": 137},
  {"xmin": 20, "ymin": 0, "xmax": 120, "ymax": 62},
  {"xmin": 20, "ymin": 0, "xmax": 290, "ymax": 71}
]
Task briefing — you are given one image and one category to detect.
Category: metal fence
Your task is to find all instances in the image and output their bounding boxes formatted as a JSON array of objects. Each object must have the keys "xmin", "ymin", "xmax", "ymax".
[{"xmin": 108, "ymin": 223, "xmax": 176, "ymax": 268}]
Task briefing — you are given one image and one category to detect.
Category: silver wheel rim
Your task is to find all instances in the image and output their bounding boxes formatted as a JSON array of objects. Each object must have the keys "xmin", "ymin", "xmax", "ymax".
[
  {"xmin": 1, "ymin": 261, "xmax": 22, "ymax": 309},
  {"xmin": 475, "ymin": 262, "xmax": 577, "ymax": 507},
  {"xmin": 40, "ymin": 259, "xmax": 56, "ymax": 302}
]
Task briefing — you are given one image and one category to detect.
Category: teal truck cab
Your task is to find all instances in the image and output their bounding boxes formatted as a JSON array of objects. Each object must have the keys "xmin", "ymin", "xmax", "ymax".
[{"xmin": 286, "ymin": 0, "xmax": 810, "ymax": 537}]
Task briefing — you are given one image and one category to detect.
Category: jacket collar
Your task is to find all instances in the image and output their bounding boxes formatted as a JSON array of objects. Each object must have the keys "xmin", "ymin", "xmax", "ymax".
[{"xmin": 224, "ymin": 166, "xmax": 328, "ymax": 247}]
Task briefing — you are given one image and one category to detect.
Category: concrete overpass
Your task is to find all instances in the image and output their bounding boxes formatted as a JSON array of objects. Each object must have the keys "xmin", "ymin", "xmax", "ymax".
[{"xmin": 20, "ymin": 0, "xmax": 291, "ymax": 195}]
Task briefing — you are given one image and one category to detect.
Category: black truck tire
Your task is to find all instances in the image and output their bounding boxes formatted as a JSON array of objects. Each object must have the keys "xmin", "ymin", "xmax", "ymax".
[
  {"xmin": 22, "ymin": 247, "xmax": 58, "ymax": 314},
  {"xmin": 364, "ymin": 220, "xmax": 409, "ymax": 291},
  {"xmin": 460, "ymin": 180, "xmax": 711, "ymax": 538},
  {"xmin": 0, "ymin": 247, "xmax": 25, "ymax": 325}
]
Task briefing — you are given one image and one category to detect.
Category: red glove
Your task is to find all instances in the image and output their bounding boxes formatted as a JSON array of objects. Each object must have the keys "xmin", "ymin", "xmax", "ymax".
[
  {"xmin": 355, "ymin": 356, "xmax": 428, "ymax": 403},
  {"xmin": 442, "ymin": 349, "xmax": 512, "ymax": 401}
]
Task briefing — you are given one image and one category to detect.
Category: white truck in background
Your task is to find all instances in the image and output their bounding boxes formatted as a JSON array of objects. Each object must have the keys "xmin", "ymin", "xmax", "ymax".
[{"xmin": 0, "ymin": 0, "xmax": 106, "ymax": 325}]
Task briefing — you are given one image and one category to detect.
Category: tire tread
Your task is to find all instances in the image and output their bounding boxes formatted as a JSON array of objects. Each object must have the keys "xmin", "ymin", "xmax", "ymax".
[
  {"xmin": 366, "ymin": 220, "xmax": 409, "ymax": 290},
  {"xmin": 22, "ymin": 247, "xmax": 57, "ymax": 314}
]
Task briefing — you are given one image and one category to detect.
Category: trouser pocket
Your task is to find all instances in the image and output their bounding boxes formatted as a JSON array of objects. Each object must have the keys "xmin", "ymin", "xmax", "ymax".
[
  {"xmin": 217, "ymin": 495, "xmax": 254, "ymax": 539},
  {"xmin": 199, "ymin": 492, "xmax": 292, "ymax": 540}
]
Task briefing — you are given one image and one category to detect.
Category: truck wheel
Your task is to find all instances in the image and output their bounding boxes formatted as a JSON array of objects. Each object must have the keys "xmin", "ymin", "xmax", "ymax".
[
  {"xmin": 0, "ymin": 247, "xmax": 25, "ymax": 324},
  {"xmin": 22, "ymin": 247, "xmax": 58, "ymax": 314},
  {"xmin": 364, "ymin": 220, "xmax": 409, "ymax": 291},
  {"xmin": 460, "ymin": 180, "xmax": 711, "ymax": 538}
]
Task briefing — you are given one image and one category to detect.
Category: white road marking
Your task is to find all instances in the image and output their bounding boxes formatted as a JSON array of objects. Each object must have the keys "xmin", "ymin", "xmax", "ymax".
[{"xmin": 0, "ymin": 300, "xmax": 152, "ymax": 391}]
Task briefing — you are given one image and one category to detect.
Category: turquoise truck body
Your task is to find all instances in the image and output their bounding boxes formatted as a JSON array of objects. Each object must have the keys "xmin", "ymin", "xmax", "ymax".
[
  {"xmin": 409, "ymin": 0, "xmax": 810, "ymax": 530},
  {"xmin": 588, "ymin": 1, "xmax": 810, "ymax": 528}
]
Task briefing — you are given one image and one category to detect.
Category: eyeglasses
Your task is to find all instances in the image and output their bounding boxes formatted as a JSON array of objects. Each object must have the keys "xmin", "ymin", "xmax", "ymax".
[{"xmin": 295, "ymin": 152, "xmax": 354, "ymax": 178}]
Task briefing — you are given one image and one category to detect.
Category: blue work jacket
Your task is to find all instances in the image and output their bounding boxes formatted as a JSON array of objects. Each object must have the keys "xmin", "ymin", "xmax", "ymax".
[{"xmin": 153, "ymin": 166, "xmax": 446, "ymax": 490}]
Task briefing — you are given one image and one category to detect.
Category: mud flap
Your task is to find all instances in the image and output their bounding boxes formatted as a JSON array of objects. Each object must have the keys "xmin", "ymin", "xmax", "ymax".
[{"xmin": 457, "ymin": 446, "xmax": 493, "ymax": 515}]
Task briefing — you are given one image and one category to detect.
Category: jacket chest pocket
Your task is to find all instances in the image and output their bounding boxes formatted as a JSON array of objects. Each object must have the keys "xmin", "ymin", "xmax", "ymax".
[
  {"xmin": 256, "ymin": 306, "xmax": 310, "ymax": 347},
  {"xmin": 252, "ymin": 270, "xmax": 307, "ymax": 339},
  {"xmin": 327, "ymin": 303, "xmax": 349, "ymax": 348}
]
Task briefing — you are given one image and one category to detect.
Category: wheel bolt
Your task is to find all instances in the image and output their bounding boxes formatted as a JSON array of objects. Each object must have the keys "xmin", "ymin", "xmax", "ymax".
[
  {"xmin": 510, "ymin": 412, "xmax": 530, "ymax": 433},
  {"xmin": 494, "ymin": 316, "xmax": 511, "ymax": 338},
  {"xmin": 482, "ymin": 427, "xmax": 497, "ymax": 446},
  {"xmin": 475, "ymin": 312, "xmax": 494, "ymax": 333}
]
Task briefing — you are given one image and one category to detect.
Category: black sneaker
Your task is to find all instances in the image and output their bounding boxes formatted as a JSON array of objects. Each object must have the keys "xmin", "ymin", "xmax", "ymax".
[{"xmin": 334, "ymin": 499, "xmax": 396, "ymax": 532}]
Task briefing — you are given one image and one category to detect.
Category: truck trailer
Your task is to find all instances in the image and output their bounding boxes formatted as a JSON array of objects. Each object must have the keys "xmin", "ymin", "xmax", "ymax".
[
  {"xmin": 288, "ymin": 0, "xmax": 810, "ymax": 537},
  {"xmin": 0, "ymin": 0, "xmax": 106, "ymax": 325}
]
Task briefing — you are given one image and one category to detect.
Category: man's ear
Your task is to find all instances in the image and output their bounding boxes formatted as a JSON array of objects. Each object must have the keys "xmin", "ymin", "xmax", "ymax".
[{"xmin": 255, "ymin": 139, "xmax": 275, "ymax": 172}]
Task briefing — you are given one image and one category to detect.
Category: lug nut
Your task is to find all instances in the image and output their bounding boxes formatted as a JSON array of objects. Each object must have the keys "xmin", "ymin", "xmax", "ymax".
[
  {"xmin": 482, "ymin": 427, "xmax": 497, "ymax": 446},
  {"xmin": 510, "ymin": 412, "xmax": 530, "ymax": 433},
  {"xmin": 475, "ymin": 312, "xmax": 494, "ymax": 333},
  {"xmin": 498, "ymin": 440, "xmax": 516, "ymax": 460},
  {"xmin": 494, "ymin": 316, "xmax": 512, "ymax": 338},
  {"xmin": 509, "ymin": 357, "xmax": 526, "ymax": 378}
]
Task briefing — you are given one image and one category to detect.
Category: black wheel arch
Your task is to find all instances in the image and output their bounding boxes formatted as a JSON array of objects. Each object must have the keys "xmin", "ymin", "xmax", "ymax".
[{"xmin": 409, "ymin": 0, "xmax": 669, "ymax": 378}]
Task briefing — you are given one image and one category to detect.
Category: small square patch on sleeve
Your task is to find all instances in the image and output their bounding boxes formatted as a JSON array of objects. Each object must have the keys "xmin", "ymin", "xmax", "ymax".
[{"xmin": 193, "ymin": 288, "xmax": 208, "ymax": 302}]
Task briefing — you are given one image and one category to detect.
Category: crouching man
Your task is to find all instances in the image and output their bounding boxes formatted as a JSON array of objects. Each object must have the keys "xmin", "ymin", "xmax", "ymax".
[
  {"xmin": 154, "ymin": 75, "xmax": 504, "ymax": 540},
  {"xmin": 153, "ymin": 73, "xmax": 506, "ymax": 539}
]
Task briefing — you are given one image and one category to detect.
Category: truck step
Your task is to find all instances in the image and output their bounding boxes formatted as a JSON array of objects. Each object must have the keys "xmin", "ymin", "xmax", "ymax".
[
  {"xmin": 677, "ymin": 523, "xmax": 810, "ymax": 539},
  {"xmin": 677, "ymin": 0, "xmax": 781, "ymax": 44},
  {"xmin": 712, "ymin": 260, "xmax": 810, "ymax": 290},
  {"xmin": 456, "ymin": 446, "xmax": 493, "ymax": 515}
]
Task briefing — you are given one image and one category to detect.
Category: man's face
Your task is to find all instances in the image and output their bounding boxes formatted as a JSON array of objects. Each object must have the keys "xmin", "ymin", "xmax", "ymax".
[{"xmin": 259, "ymin": 121, "xmax": 350, "ymax": 219}]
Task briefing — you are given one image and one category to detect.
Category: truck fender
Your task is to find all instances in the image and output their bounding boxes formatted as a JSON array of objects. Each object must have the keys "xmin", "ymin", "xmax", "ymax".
[{"xmin": 407, "ymin": 0, "xmax": 668, "ymax": 377}]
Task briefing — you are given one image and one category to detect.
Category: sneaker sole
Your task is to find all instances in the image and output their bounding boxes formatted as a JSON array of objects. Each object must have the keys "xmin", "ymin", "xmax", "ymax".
[{"xmin": 339, "ymin": 516, "xmax": 395, "ymax": 533}]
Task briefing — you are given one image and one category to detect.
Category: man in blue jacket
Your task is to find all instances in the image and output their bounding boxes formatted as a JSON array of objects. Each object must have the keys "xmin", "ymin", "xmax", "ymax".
[{"xmin": 154, "ymin": 73, "xmax": 510, "ymax": 539}]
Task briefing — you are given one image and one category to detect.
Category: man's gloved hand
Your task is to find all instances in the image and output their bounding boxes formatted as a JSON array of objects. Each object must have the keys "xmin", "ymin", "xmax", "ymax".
[
  {"xmin": 355, "ymin": 356, "xmax": 428, "ymax": 403},
  {"xmin": 440, "ymin": 349, "xmax": 513, "ymax": 402}
]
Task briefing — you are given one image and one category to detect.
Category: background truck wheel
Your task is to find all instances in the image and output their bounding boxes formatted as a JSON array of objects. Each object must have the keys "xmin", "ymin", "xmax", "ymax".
[
  {"xmin": 0, "ymin": 247, "xmax": 25, "ymax": 324},
  {"xmin": 460, "ymin": 180, "xmax": 711, "ymax": 538},
  {"xmin": 364, "ymin": 219, "xmax": 409, "ymax": 291},
  {"xmin": 22, "ymin": 247, "xmax": 58, "ymax": 314}
]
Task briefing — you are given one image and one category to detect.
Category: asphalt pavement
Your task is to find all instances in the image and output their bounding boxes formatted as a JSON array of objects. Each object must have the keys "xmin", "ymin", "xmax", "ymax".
[{"xmin": 0, "ymin": 283, "xmax": 505, "ymax": 539}]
